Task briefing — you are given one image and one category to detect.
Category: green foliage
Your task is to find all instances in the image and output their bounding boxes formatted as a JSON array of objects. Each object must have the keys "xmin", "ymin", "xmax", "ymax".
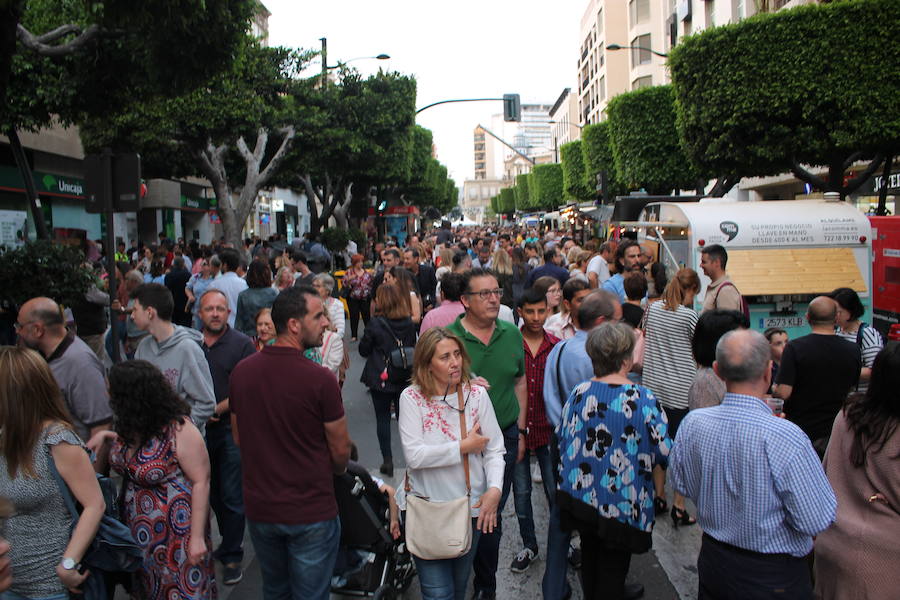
[
  {"xmin": 0, "ymin": 241, "xmax": 94, "ymax": 308},
  {"xmin": 560, "ymin": 141, "xmax": 593, "ymax": 202},
  {"xmin": 321, "ymin": 227, "xmax": 351, "ymax": 253},
  {"xmin": 607, "ymin": 85, "xmax": 700, "ymax": 195},
  {"xmin": 529, "ymin": 164, "xmax": 565, "ymax": 211},
  {"xmin": 668, "ymin": 0, "xmax": 900, "ymax": 183},
  {"xmin": 498, "ymin": 188, "xmax": 516, "ymax": 214},
  {"xmin": 514, "ymin": 174, "xmax": 531, "ymax": 211},
  {"xmin": 489, "ymin": 195, "xmax": 499, "ymax": 215},
  {"xmin": 4, "ymin": 0, "xmax": 256, "ymax": 131},
  {"xmin": 348, "ymin": 228, "xmax": 367, "ymax": 249},
  {"xmin": 582, "ymin": 122, "xmax": 629, "ymax": 200}
]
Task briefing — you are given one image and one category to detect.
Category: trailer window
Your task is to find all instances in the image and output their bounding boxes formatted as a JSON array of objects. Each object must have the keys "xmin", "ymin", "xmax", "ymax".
[
  {"xmin": 886, "ymin": 266, "xmax": 900, "ymax": 286},
  {"xmin": 727, "ymin": 248, "xmax": 866, "ymax": 296}
]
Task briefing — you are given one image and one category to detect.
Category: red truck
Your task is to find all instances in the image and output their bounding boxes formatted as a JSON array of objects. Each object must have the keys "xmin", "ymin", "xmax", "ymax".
[{"xmin": 869, "ymin": 216, "xmax": 900, "ymax": 340}]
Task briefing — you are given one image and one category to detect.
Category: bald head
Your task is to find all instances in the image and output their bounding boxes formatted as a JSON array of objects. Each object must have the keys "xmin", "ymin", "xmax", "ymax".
[
  {"xmin": 808, "ymin": 296, "xmax": 837, "ymax": 326},
  {"xmin": 715, "ymin": 329, "xmax": 770, "ymax": 383},
  {"xmin": 577, "ymin": 289, "xmax": 621, "ymax": 331},
  {"xmin": 19, "ymin": 297, "xmax": 64, "ymax": 329}
]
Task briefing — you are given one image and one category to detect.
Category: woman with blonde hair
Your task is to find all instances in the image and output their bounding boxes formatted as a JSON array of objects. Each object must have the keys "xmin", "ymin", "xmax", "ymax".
[
  {"xmin": 642, "ymin": 267, "xmax": 701, "ymax": 526},
  {"xmin": 384, "ymin": 266, "xmax": 423, "ymax": 325},
  {"xmin": 272, "ymin": 266, "xmax": 295, "ymax": 292},
  {"xmin": 0, "ymin": 346, "xmax": 104, "ymax": 600},
  {"xmin": 397, "ymin": 327, "xmax": 504, "ymax": 600},
  {"xmin": 359, "ymin": 284, "xmax": 418, "ymax": 476},
  {"xmin": 491, "ymin": 249, "xmax": 515, "ymax": 309},
  {"xmin": 568, "ymin": 250, "xmax": 591, "ymax": 283}
]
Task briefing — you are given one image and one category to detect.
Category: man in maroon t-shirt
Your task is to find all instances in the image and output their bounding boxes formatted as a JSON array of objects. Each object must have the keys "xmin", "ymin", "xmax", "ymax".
[{"xmin": 229, "ymin": 285, "xmax": 351, "ymax": 600}]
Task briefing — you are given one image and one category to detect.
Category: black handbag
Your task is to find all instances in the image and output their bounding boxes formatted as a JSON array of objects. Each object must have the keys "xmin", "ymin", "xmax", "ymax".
[{"xmin": 378, "ymin": 317, "xmax": 415, "ymax": 369}]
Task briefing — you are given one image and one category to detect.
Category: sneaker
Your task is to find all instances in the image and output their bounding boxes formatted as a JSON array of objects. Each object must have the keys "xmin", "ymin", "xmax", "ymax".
[
  {"xmin": 510, "ymin": 547, "xmax": 537, "ymax": 573},
  {"xmin": 567, "ymin": 545, "xmax": 582, "ymax": 570},
  {"xmin": 531, "ymin": 462, "xmax": 542, "ymax": 483},
  {"xmin": 222, "ymin": 563, "xmax": 243, "ymax": 585}
]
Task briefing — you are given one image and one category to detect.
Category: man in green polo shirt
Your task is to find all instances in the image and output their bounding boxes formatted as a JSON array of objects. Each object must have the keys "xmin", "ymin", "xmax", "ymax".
[{"xmin": 447, "ymin": 267, "xmax": 526, "ymax": 600}]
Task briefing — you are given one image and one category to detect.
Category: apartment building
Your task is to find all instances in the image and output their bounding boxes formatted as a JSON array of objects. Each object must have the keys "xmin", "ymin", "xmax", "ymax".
[{"xmin": 549, "ymin": 88, "xmax": 581, "ymax": 160}]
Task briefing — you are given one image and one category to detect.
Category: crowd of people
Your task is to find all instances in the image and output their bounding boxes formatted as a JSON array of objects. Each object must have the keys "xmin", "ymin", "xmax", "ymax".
[{"xmin": 0, "ymin": 221, "xmax": 897, "ymax": 600}]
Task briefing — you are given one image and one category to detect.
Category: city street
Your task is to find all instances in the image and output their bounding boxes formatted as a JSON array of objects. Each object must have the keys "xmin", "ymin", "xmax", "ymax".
[{"xmin": 208, "ymin": 336, "xmax": 700, "ymax": 600}]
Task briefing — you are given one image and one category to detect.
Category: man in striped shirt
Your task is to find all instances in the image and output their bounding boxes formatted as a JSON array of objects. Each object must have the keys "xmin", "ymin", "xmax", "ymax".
[{"xmin": 670, "ymin": 329, "xmax": 836, "ymax": 599}]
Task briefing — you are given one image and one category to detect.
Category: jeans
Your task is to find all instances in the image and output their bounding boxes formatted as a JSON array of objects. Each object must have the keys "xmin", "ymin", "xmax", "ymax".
[
  {"xmin": 542, "ymin": 501, "xmax": 573, "ymax": 600},
  {"xmin": 347, "ymin": 297, "xmax": 370, "ymax": 339},
  {"xmin": 370, "ymin": 389, "xmax": 399, "ymax": 461},
  {"xmin": 248, "ymin": 516, "xmax": 341, "ymax": 600},
  {"xmin": 0, "ymin": 593, "xmax": 68, "ymax": 600},
  {"xmin": 472, "ymin": 423, "xmax": 518, "ymax": 595},
  {"xmin": 206, "ymin": 422, "xmax": 245, "ymax": 565},
  {"xmin": 512, "ymin": 444, "xmax": 555, "ymax": 552},
  {"xmin": 414, "ymin": 521, "xmax": 482, "ymax": 600}
]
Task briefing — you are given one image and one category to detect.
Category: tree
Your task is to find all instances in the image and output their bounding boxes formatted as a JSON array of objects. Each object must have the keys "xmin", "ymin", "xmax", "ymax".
[
  {"xmin": 560, "ymin": 141, "xmax": 593, "ymax": 202},
  {"xmin": 0, "ymin": 240, "xmax": 93, "ymax": 308},
  {"xmin": 498, "ymin": 187, "xmax": 516, "ymax": 215},
  {"xmin": 529, "ymin": 164, "xmax": 565, "ymax": 211},
  {"xmin": 607, "ymin": 85, "xmax": 702, "ymax": 195},
  {"xmin": 668, "ymin": 0, "xmax": 900, "ymax": 198},
  {"xmin": 581, "ymin": 121, "xmax": 629, "ymax": 202},
  {"xmin": 514, "ymin": 174, "xmax": 531, "ymax": 211},
  {"xmin": 81, "ymin": 39, "xmax": 309, "ymax": 247}
]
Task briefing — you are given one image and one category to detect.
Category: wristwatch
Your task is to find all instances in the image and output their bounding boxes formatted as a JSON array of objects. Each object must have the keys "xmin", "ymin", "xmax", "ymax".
[
  {"xmin": 61, "ymin": 557, "xmax": 80, "ymax": 571},
  {"xmin": 518, "ymin": 427, "xmax": 529, "ymax": 437}
]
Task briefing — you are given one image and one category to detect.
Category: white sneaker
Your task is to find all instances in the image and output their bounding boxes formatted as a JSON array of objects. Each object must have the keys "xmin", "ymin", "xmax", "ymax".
[
  {"xmin": 510, "ymin": 547, "xmax": 537, "ymax": 573},
  {"xmin": 531, "ymin": 461, "xmax": 542, "ymax": 483}
]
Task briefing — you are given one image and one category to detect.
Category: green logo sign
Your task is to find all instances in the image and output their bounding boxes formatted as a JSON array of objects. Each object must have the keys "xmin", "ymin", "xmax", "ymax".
[{"xmin": 42, "ymin": 174, "xmax": 57, "ymax": 191}]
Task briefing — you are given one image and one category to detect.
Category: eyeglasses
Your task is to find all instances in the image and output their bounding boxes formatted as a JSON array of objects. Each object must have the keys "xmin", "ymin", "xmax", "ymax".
[{"xmin": 465, "ymin": 288, "xmax": 503, "ymax": 300}]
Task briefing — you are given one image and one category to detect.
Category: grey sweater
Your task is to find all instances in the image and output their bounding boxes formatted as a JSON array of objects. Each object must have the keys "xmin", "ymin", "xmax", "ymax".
[{"xmin": 135, "ymin": 325, "xmax": 216, "ymax": 433}]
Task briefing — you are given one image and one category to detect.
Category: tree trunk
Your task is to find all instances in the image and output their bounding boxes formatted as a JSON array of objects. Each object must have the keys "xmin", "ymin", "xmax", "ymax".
[
  {"xmin": 790, "ymin": 154, "xmax": 884, "ymax": 200},
  {"xmin": 7, "ymin": 128, "xmax": 49, "ymax": 240},
  {"xmin": 332, "ymin": 182, "xmax": 352, "ymax": 230},
  {"xmin": 876, "ymin": 154, "xmax": 893, "ymax": 216},
  {"xmin": 708, "ymin": 175, "xmax": 739, "ymax": 197}
]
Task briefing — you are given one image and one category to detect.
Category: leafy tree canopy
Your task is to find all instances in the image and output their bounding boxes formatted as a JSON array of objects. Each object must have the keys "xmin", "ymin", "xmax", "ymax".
[
  {"xmin": 498, "ymin": 187, "xmax": 515, "ymax": 214},
  {"xmin": 560, "ymin": 140, "xmax": 593, "ymax": 202},
  {"xmin": 529, "ymin": 164, "xmax": 564, "ymax": 211},
  {"xmin": 581, "ymin": 121, "xmax": 628, "ymax": 201},
  {"xmin": 514, "ymin": 173, "xmax": 531, "ymax": 211}
]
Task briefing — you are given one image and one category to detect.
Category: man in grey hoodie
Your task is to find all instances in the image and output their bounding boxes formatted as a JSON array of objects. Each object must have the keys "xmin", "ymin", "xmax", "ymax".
[{"xmin": 131, "ymin": 283, "xmax": 216, "ymax": 433}]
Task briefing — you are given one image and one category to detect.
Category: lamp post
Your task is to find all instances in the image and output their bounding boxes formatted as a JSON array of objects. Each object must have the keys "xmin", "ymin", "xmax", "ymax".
[
  {"xmin": 606, "ymin": 43, "xmax": 668, "ymax": 58},
  {"xmin": 319, "ymin": 37, "xmax": 390, "ymax": 86}
]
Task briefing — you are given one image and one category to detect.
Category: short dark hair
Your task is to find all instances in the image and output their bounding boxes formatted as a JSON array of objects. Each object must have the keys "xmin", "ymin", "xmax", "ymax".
[
  {"xmin": 383, "ymin": 248, "xmax": 401, "ymax": 260},
  {"xmin": 562, "ymin": 277, "xmax": 589, "ymax": 303},
  {"xmin": 614, "ymin": 240, "xmax": 640, "ymax": 273},
  {"xmin": 829, "ymin": 287, "xmax": 865, "ymax": 321},
  {"xmin": 623, "ymin": 271, "xmax": 648, "ymax": 301},
  {"xmin": 462, "ymin": 267, "xmax": 496, "ymax": 294},
  {"xmin": 700, "ymin": 244, "xmax": 728, "ymax": 270},
  {"xmin": 246, "ymin": 260, "xmax": 272, "ymax": 289},
  {"xmin": 763, "ymin": 327, "xmax": 787, "ymax": 341},
  {"xmin": 218, "ymin": 248, "xmax": 241, "ymax": 272},
  {"xmin": 440, "ymin": 272, "xmax": 465, "ymax": 302},
  {"xmin": 292, "ymin": 250, "xmax": 308, "ymax": 265},
  {"xmin": 271, "ymin": 286, "xmax": 317, "ymax": 335},
  {"xmin": 518, "ymin": 287, "xmax": 548, "ymax": 309},
  {"xmin": 499, "ymin": 234, "xmax": 510, "ymax": 242},
  {"xmin": 131, "ymin": 283, "xmax": 174, "ymax": 321},
  {"xmin": 452, "ymin": 251, "xmax": 469, "ymax": 267},
  {"xmin": 405, "ymin": 248, "xmax": 420, "ymax": 259},
  {"xmin": 692, "ymin": 309, "xmax": 750, "ymax": 368},
  {"xmin": 543, "ymin": 248, "xmax": 557, "ymax": 263}
]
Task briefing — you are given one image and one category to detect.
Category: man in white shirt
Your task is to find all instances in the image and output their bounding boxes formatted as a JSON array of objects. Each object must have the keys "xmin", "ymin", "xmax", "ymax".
[
  {"xmin": 586, "ymin": 242, "xmax": 614, "ymax": 289},
  {"xmin": 207, "ymin": 248, "xmax": 248, "ymax": 328}
]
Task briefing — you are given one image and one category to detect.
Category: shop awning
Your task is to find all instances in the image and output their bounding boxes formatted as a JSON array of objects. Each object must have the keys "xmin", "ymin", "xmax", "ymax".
[{"xmin": 727, "ymin": 248, "xmax": 867, "ymax": 296}]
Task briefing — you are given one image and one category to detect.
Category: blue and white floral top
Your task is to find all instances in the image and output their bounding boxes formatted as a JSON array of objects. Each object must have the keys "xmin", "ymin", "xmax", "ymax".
[{"xmin": 556, "ymin": 380, "xmax": 672, "ymax": 547}]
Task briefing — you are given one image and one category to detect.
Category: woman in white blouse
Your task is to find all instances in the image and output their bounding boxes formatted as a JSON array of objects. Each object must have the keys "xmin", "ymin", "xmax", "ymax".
[
  {"xmin": 397, "ymin": 327, "xmax": 505, "ymax": 600},
  {"xmin": 313, "ymin": 272, "xmax": 346, "ymax": 337}
]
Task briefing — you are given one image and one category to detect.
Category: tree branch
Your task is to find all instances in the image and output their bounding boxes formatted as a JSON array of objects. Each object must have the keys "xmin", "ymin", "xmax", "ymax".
[
  {"xmin": 16, "ymin": 22, "xmax": 101, "ymax": 57},
  {"xmin": 257, "ymin": 126, "xmax": 295, "ymax": 185},
  {"xmin": 843, "ymin": 155, "xmax": 883, "ymax": 196},
  {"xmin": 842, "ymin": 151, "xmax": 864, "ymax": 172},
  {"xmin": 790, "ymin": 156, "xmax": 829, "ymax": 191}
]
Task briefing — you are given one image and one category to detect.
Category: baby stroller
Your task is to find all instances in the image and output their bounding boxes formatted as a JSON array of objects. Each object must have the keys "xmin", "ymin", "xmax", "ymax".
[{"xmin": 332, "ymin": 462, "xmax": 416, "ymax": 599}]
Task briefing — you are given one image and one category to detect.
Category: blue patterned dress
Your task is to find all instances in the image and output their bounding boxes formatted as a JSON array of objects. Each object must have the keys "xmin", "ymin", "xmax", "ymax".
[
  {"xmin": 556, "ymin": 380, "xmax": 672, "ymax": 552},
  {"xmin": 111, "ymin": 422, "xmax": 216, "ymax": 599}
]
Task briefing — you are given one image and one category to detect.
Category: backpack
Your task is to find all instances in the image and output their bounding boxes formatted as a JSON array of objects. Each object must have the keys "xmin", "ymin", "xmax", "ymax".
[
  {"xmin": 377, "ymin": 317, "xmax": 415, "ymax": 385},
  {"xmin": 715, "ymin": 281, "xmax": 750, "ymax": 320}
]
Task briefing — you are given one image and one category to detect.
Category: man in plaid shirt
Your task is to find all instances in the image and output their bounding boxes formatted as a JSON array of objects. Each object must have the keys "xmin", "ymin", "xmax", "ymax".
[{"xmin": 509, "ymin": 288, "xmax": 560, "ymax": 573}]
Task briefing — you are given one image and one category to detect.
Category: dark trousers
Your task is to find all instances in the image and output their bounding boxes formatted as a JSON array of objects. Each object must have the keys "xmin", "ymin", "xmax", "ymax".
[
  {"xmin": 579, "ymin": 532, "xmax": 632, "ymax": 599},
  {"xmin": 347, "ymin": 297, "xmax": 370, "ymax": 339},
  {"xmin": 698, "ymin": 534, "xmax": 813, "ymax": 600},
  {"xmin": 370, "ymin": 389, "xmax": 399, "ymax": 461},
  {"xmin": 472, "ymin": 424, "xmax": 518, "ymax": 595},
  {"xmin": 207, "ymin": 423, "xmax": 245, "ymax": 565}
]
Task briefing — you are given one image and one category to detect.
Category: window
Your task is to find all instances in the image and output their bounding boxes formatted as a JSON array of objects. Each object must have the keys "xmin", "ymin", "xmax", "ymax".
[
  {"xmin": 733, "ymin": 0, "xmax": 745, "ymax": 19},
  {"xmin": 597, "ymin": 7, "xmax": 604, "ymax": 32},
  {"xmin": 598, "ymin": 75, "xmax": 606, "ymax": 101},
  {"xmin": 632, "ymin": 75, "xmax": 653, "ymax": 90},
  {"xmin": 629, "ymin": 0, "xmax": 651, "ymax": 27},
  {"xmin": 705, "ymin": 0, "xmax": 716, "ymax": 27},
  {"xmin": 631, "ymin": 34, "xmax": 652, "ymax": 67}
]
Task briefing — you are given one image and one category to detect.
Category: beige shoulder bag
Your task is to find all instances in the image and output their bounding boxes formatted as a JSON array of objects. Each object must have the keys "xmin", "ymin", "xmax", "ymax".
[{"xmin": 404, "ymin": 383, "xmax": 472, "ymax": 560}]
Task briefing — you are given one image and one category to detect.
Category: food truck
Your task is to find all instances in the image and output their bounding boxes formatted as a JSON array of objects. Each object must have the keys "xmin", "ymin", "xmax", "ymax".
[
  {"xmin": 868, "ymin": 216, "xmax": 900, "ymax": 339},
  {"xmin": 622, "ymin": 198, "xmax": 873, "ymax": 337}
]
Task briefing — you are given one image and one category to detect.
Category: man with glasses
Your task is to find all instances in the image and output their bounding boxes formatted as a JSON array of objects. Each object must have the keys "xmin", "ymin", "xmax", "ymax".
[{"xmin": 447, "ymin": 268, "xmax": 527, "ymax": 600}]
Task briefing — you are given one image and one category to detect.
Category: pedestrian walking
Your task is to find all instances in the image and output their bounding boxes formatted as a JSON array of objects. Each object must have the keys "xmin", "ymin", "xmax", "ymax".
[
  {"xmin": 164, "ymin": 256, "xmax": 193, "ymax": 327},
  {"xmin": 235, "ymin": 261, "xmax": 277, "ymax": 337},
  {"xmin": 207, "ymin": 249, "xmax": 248, "ymax": 328},
  {"xmin": 830, "ymin": 286, "xmax": 884, "ymax": 395},
  {"xmin": 421, "ymin": 272, "xmax": 467, "ymax": 332},
  {"xmin": 699, "ymin": 244, "xmax": 744, "ymax": 314},
  {"xmin": 343, "ymin": 253, "xmax": 373, "ymax": 341},
  {"xmin": 313, "ymin": 272, "xmax": 346, "ymax": 338},
  {"xmin": 544, "ymin": 278, "xmax": 591, "ymax": 341},
  {"xmin": 688, "ymin": 310, "xmax": 749, "ymax": 411},
  {"xmin": 602, "ymin": 241, "xmax": 643, "ymax": 304}
]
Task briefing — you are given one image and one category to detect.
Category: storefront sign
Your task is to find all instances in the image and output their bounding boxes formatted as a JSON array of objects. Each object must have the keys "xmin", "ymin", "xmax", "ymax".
[
  {"xmin": 873, "ymin": 173, "xmax": 900, "ymax": 194},
  {"xmin": 180, "ymin": 195, "xmax": 210, "ymax": 210},
  {"xmin": 0, "ymin": 210, "xmax": 27, "ymax": 247},
  {"xmin": 0, "ymin": 166, "xmax": 85, "ymax": 199}
]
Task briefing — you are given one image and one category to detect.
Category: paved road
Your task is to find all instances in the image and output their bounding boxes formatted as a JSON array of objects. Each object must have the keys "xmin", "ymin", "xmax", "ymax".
[{"xmin": 135, "ymin": 334, "xmax": 703, "ymax": 599}]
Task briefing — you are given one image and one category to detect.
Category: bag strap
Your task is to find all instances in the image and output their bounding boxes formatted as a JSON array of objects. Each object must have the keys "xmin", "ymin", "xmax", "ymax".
[
  {"xmin": 856, "ymin": 322, "xmax": 866, "ymax": 348},
  {"xmin": 404, "ymin": 383, "xmax": 471, "ymax": 496},
  {"xmin": 47, "ymin": 446, "xmax": 81, "ymax": 524},
  {"xmin": 555, "ymin": 339, "xmax": 571, "ymax": 409},
  {"xmin": 378, "ymin": 316, "xmax": 403, "ymax": 349}
]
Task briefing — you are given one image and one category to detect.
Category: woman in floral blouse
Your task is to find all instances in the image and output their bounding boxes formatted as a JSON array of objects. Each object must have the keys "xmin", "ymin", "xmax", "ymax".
[
  {"xmin": 342, "ymin": 254, "xmax": 372, "ymax": 341},
  {"xmin": 556, "ymin": 322, "xmax": 672, "ymax": 600}
]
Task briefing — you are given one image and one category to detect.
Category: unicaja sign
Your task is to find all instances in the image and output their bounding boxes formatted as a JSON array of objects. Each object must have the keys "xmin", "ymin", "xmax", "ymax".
[{"xmin": 41, "ymin": 174, "xmax": 84, "ymax": 197}]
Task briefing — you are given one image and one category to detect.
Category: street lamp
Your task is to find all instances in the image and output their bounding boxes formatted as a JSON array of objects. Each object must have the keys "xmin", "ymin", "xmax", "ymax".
[
  {"xmin": 606, "ymin": 43, "xmax": 668, "ymax": 58},
  {"xmin": 319, "ymin": 37, "xmax": 390, "ymax": 86}
]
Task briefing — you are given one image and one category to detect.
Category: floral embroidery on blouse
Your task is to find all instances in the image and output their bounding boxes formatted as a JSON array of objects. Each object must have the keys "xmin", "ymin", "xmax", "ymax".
[{"xmin": 409, "ymin": 385, "xmax": 483, "ymax": 440}]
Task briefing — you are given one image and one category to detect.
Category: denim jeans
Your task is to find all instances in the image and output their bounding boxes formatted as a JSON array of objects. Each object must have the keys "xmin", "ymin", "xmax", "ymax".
[
  {"xmin": 472, "ymin": 423, "xmax": 518, "ymax": 595},
  {"xmin": 247, "ymin": 516, "xmax": 340, "ymax": 600},
  {"xmin": 1, "ymin": 593, "xmax": 67, "ymax": 600},
  {"xmin": 542, "ymin": 501, "xmax": 573, "ymax": 600},
  {"xmin": 207, "ymin": 422, "xmax": 245, "ymax": 565},
  {"xmin": 413, "ymin": 521, "xmax": 482, "ymax": 600},
  {"xmin": 512, "ymin": 444, "xmax": 555, "ymax": 552}
]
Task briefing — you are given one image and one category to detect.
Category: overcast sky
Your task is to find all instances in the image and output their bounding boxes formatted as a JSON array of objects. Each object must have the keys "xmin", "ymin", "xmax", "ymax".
[{"xmin": 264, "ymin": 0, "xmax": 585, "ymax": 186}]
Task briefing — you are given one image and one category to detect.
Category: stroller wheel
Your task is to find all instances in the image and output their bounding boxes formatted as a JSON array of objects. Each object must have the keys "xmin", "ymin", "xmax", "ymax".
[{"xmin": 372, "ymin": 583, "xmax": 396, "ymax": 600}]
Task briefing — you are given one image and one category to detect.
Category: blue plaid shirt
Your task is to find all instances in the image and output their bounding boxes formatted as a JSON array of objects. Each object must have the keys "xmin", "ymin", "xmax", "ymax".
[{"xmin": 669, "ymin": 393, "xmax": 836, "ymax": 556}]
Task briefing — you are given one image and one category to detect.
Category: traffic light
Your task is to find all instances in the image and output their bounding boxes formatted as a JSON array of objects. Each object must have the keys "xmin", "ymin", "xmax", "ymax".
[{"xmin": 503, "ymin": 93, "xmax": 521, "ymax": 122}]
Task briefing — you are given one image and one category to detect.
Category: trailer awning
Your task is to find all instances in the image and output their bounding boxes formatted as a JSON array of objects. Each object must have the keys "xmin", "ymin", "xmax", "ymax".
[{"xmin": 728, "ymin": 248, "xmax": 867, "ymax": 296}]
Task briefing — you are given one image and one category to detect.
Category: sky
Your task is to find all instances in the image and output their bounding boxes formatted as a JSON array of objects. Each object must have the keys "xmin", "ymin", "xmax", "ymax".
[{"xmin": 264, "ymin": 0, "xmax": 586, "ymax": 186}]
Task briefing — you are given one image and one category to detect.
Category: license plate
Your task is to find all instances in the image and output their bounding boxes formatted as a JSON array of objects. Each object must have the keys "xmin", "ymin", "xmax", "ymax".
[{"xmin": 762, "ymin": 316, "xmax": 805, "ymax": 329}]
